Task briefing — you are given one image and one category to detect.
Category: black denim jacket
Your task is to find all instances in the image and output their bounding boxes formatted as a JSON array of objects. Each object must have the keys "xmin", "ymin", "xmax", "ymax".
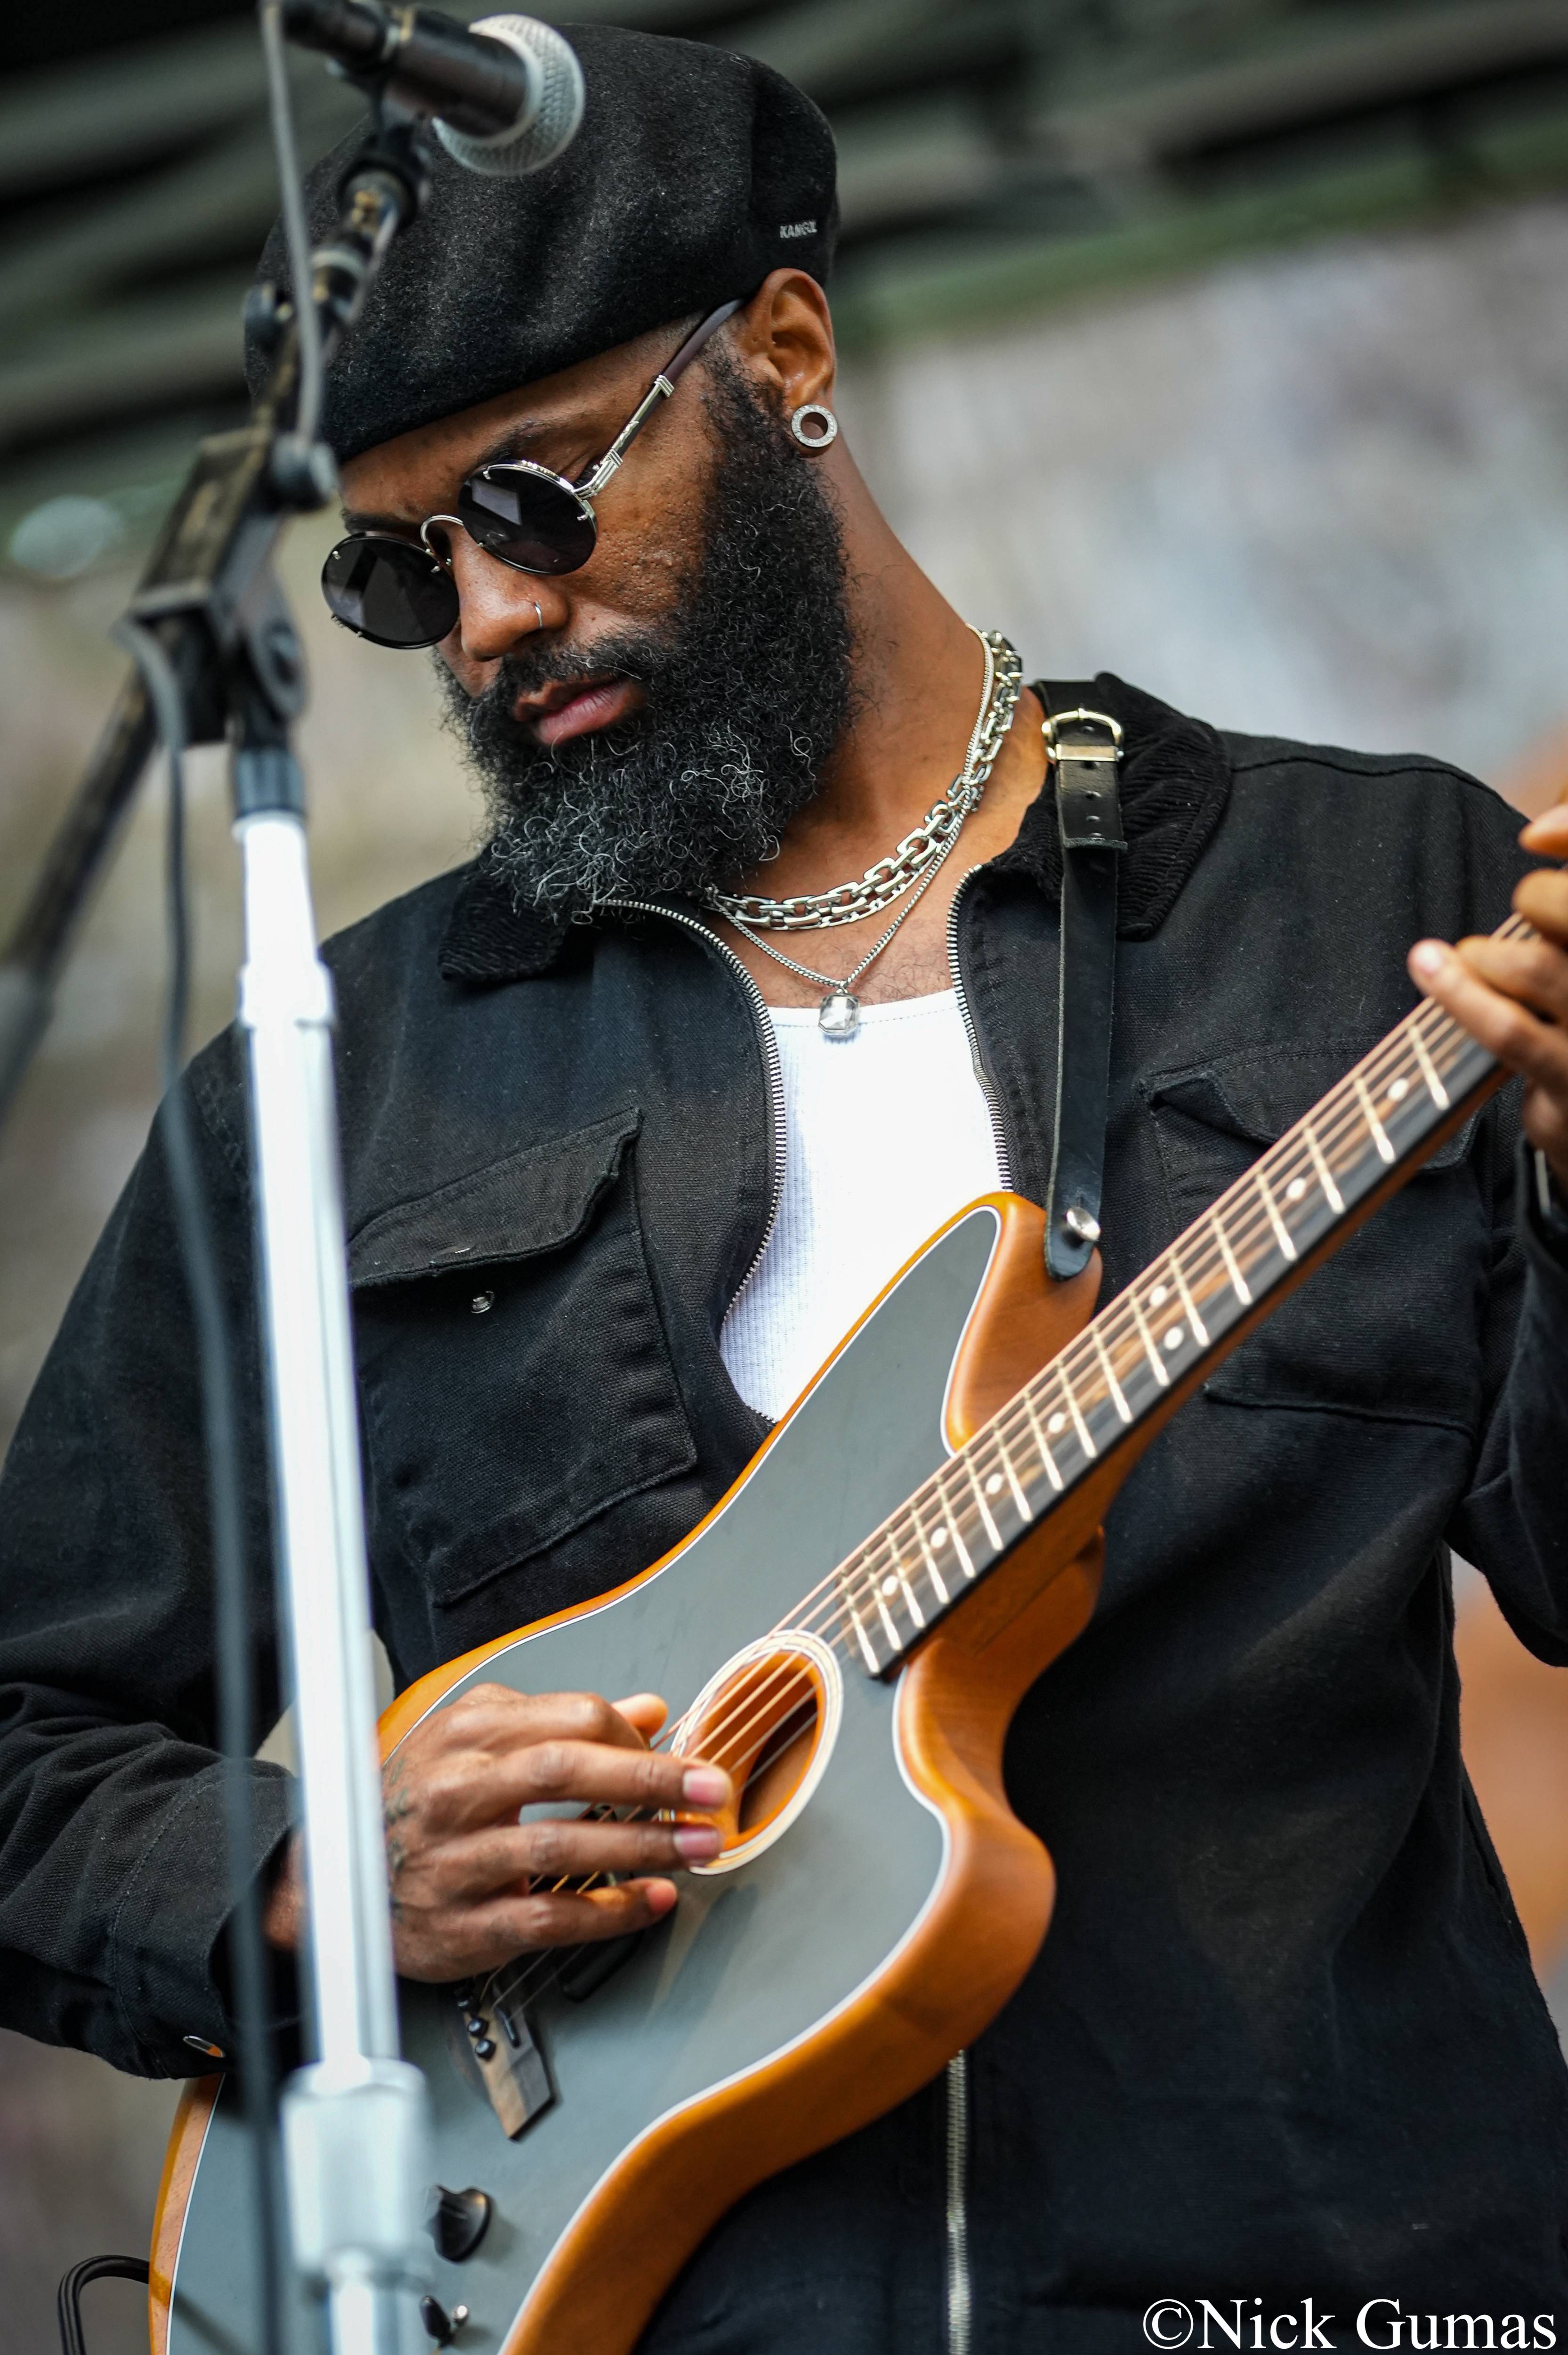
[{"xmin": 3, "ymin": 676, "xmax": 1568, "ymax": 2339}]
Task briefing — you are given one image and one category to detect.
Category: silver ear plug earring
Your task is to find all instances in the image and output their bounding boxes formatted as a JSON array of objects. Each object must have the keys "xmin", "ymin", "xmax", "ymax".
[{"xmin": 789, "ymin": 402, "xmax": 838, "ymax": 450}]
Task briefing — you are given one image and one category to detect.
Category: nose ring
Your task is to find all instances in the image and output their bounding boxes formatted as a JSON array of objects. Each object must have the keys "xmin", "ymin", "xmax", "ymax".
[{"xmin": 531, "ymin": 600, "xmax": 543, "ymax": 631}]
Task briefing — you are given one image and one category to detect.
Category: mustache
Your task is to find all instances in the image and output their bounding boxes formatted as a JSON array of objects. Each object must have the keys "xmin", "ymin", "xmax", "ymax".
[{"xmin": 453, "ymin": 629, "xmax": 674, "ymax": 729}]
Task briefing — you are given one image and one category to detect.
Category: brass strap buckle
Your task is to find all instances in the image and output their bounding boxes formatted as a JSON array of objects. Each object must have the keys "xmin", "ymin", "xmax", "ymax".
[{"xmin": 1042, "ymin": 706, "xmax": 1124, "ymax": 764}]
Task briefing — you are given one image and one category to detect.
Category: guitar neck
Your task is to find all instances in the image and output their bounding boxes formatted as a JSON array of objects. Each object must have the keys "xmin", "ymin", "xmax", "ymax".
[{"xmin": 837, "ymin": 915, "xmax": 1530, "ymax": 1676}]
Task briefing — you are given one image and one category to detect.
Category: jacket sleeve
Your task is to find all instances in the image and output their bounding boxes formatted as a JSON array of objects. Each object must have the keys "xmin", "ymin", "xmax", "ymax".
[
  {"xmin": 0, "ymin": 1027, "xmax": 297, "ymax": 2075},
  {"xmin": 1448, "ymin": 1128, "xmax": 1568, "ymax": 1664}
]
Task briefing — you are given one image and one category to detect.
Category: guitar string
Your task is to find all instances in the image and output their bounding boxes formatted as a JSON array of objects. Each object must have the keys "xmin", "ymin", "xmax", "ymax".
[{"xmin": 472, "ymin": 918, "xmax": 1534, "ymax": 2020}]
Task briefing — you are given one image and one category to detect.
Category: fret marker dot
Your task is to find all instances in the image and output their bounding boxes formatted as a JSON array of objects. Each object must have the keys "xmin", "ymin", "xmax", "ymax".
[
  {"xmin": 1048, "ymin": 1412, "xmax": 1067, "ymax": 1436},
  {"xmin": 932, "ymin": 1526, "xmax": 949, "ymax": 1548},
  {"xmin": 1149, "ymin": 1284, "xmax": 1168, "ymax": 1308},
  {"xmin": 881, "ymin": 1575, "xmax": 899, "ymax": 1598},
  {"xmin": 1164, "ymin": 1325, "xmax": 1185, "ymax": 1351},
  {"xmin": 985, "ymin": 1473, "xmax": 1003, "ymax": 1496},
  {"xmin": 1286, "ymin": 1177, "xmax": 1307, "ymax": 1202},
  {"xmin": 1389, "ymin": 1077, "xmax": 1409, "ymax": 1103}
]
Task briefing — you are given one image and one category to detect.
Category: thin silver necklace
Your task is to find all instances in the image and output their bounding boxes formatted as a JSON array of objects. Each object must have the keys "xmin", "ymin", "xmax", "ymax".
[{"xmin": 712, "ymin": 629, "xmax": 1020, "ymax": 1040}]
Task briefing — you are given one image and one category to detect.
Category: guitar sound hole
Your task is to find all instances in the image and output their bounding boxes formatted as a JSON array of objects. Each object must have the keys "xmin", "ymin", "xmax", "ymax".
[
  {"xmin": 738, "ymin": 1685, "xmax": 819, "ymax": 1835},
  {"xmin": 674, "ymin": 1637, "xmax": 842, "ymax": 1874}
]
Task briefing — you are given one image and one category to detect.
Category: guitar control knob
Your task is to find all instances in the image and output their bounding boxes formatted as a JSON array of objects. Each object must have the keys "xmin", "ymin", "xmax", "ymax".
[
  {"xmin": 464, "ymin": 2016, "xmax": 487, "ymax": 2038},
  {"xmin": 419, "ymin": 2293, "xmax": 470, "ymax": 2346},
  {"xmin": 428, "ymin": 2184, "xmax": 493, "ymax": 2264},
  {"xmin": 472, "ymin": 2037, "xmax": 496, "ymax": 2060}
]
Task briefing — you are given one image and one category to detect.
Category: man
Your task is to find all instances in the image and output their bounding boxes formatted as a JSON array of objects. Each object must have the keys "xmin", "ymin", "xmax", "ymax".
[{"xmin": 3, "ymin": 24, "xmax": 1568, "ymax": 2350}]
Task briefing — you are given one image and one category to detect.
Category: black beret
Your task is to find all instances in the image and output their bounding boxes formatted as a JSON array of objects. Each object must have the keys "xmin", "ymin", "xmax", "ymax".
[{"xmin": 249, "ymin": 24, "xmax": 838, "ymax": 461}]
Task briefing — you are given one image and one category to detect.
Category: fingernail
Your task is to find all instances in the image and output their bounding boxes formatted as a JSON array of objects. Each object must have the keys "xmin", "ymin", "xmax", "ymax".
[
  {"xmin": 675, "ymin": 1824, "xmax": 723, "ymax": 1861},
  {"xmin": 681, "ymin": 1766, "xmax": 729, "ymax": 1805},
  {"xmin": 1411, "ymin": 941, "xmax": 1446, "ymax": 978}
]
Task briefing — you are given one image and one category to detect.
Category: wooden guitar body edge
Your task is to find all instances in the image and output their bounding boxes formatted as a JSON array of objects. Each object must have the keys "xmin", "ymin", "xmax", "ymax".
[{"xmin": 150, "ymin": 1193, "xmax": 1105, "ymax": 2355}]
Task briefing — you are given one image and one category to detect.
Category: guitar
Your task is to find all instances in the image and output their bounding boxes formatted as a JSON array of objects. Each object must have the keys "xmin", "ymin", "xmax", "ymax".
[{"xmin": 150, "ymin": 909, "xmax": 1528, "ymax": 2355}]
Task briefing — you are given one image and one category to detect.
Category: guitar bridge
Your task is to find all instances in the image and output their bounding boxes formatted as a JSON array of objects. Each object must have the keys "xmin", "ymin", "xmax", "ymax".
[{"xmin": 453, "ymin": 1983, "xmax": 555, "ymax": 2141}]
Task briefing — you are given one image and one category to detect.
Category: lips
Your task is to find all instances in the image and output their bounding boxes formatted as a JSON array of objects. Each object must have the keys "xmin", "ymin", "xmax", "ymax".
[{"xmin": 517, "ymin": 677, "xmax": 642, "ymax": 746}]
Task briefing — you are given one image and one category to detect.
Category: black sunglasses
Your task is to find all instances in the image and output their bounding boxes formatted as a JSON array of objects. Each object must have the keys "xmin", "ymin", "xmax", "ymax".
[{"xmin": 320, "ymin": 301, "xmax": 742, "ymax": 650}]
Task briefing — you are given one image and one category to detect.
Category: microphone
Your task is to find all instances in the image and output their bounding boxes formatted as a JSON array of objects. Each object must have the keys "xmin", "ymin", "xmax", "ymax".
[{"xmin": 281, "ymin": 1, "xmax": 585, "ymax": 177}]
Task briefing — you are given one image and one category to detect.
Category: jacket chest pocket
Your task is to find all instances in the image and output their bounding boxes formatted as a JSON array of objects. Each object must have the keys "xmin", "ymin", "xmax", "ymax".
[
  {"xmin": 348, "ymin": 1107, "xmax": 695, "ymax": 1606},
  {"xmin": 1145, "ymin": 1044, "xmax": 1491, "ymax": 1434}
]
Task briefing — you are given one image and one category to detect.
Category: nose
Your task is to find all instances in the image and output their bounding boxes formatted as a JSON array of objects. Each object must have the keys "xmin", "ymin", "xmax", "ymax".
[{"xmin": 445, "ymin": 530, "xmax": 561, "ymax": 665}]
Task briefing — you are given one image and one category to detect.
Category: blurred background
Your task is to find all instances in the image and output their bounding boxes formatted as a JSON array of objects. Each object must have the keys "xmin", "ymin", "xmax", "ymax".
[{"xmin": 6, "ymin": 0, "xmax": 1568, "ymax": 2342}]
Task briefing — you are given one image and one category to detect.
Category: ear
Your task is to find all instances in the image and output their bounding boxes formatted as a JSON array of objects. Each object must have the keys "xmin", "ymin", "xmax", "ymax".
[{"xmin": 726, "ymin": 268, "xmax": 837, "ymax": 417}]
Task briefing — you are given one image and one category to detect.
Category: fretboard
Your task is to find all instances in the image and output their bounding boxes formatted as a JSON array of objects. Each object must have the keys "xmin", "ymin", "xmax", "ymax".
[{"xmin": 836, "ymin": 917, "xmax": 1528, "ymax": 1676}]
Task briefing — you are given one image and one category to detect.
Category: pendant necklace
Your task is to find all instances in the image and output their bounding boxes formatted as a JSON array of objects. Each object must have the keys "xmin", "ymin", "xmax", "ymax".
[{"xmin": 711, "ymin": 629, "xmax": 1021, "ymax": 1039}]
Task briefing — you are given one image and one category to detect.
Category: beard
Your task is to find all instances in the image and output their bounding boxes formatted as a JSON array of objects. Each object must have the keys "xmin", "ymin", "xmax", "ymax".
[{"xmin": 440, "ymin": 353, "xmax": 855, "ymax": 919}]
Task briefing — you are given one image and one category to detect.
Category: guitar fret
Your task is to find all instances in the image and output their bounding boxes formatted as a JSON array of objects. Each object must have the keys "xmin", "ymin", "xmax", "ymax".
[
  {"xmin": 1060, "ymin": 1366, "xmax": 1099, "ymax": 1459},
  {"xmin": 1091, "ymin": 1323, "xmax": 1133, "ymax": 1422},
  {"xmin": 1168, "ymin": 1251, "xmax": 1210, "ymax": 1347},
  {"xmin": 1353, "ymin": 1070, "xmax": 1395, "ymax": 1164},
  {"xmin": 845, "ymin": 1593, "xmax": 881, "ymax": 1673},
  {"xmin": 874, "ymin": 1588, "xmax": 901, "ymax": 1648},
  {"xmin": 870, "ymin": 1535, "xmax": 925, "ymax": 1632},
  {"xmin": 1410, "ymin": 1023, "xmax": 1450, "ymax": 1110},
  {"xmin": 964, "ymin": 1454, "xmax": 1003, "ymax": 1550},
  {"xmin": 1303, "ymin": 1115, "xmax": 1344, "ymax": 1214},
  {"xmin": 1254, "ymin": 1162, "xmax": 1298, "ymax": 1262},
  {"xmin": 1128, "ymin": 1288, "xmax": 1171, "ymax": 1387},
  {"xmin": 934, "ymin": 1478, "xmax": 978, "ymax": 1579},
  {"xmin": 911, "ymin": 1504, "xmax": 951, "ymax": 1606},
  {"xmin": 1021, "ymin": 1388, "xmax": 1065, "ymax": 1490},
  {"xmin": 1211, "ymin": 1208, "xmax": 1252, "ymax": 1304},
  {"xmin": 995, "ymin": 1427, "xmax": 1032, "ymax": 1518}
]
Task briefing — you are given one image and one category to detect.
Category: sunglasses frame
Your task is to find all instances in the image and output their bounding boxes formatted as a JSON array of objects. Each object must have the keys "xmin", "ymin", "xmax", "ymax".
[{"xmin": 323, "ymin": 298, "xmax": 744, "ymax": 648}]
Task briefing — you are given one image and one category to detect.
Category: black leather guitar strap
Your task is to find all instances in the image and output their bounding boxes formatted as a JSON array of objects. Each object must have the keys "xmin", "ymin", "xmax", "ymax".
[{"xmin": 1037, "ymin": 684, "xmax": 1126, "ymax": 1280}]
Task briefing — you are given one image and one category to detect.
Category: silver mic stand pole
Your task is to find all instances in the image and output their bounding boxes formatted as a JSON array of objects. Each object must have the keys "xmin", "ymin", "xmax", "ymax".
[{"xmin": 237, "ymin": 745, "xmax": 429, "ymax": 2355}]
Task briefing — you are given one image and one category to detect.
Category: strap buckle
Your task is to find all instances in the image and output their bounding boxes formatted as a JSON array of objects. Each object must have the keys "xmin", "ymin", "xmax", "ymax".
[{"xmin": 1042, "ymin": 706, "xmax": 1124, "ymax": 763}]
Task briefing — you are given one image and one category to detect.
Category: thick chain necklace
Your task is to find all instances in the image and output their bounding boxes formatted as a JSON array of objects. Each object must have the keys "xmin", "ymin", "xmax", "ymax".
[{"xmin": 709, "ymin": 629, "xmax": 1021, "ymax": 1039}]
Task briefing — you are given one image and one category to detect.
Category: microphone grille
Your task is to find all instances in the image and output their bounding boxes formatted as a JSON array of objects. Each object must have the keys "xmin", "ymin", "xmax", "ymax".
[{"xmin": 435, "ymin": 15, "xmax": 585, "ymax": 178}]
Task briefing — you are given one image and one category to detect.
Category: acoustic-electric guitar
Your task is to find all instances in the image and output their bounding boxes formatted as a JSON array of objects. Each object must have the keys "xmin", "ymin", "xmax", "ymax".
[{"xmin": 151, "ymin": 907, "xmax": 1530, "ymax": 2355}]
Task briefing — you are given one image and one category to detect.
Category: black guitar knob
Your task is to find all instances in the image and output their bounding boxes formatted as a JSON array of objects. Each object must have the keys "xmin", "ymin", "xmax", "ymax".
[
  {"xmin": 428, "ymin": 2184, "xmax": 493, "ymax": 2263},
  {"xmin": 419, "ymin": 2293, "xmax": 470, "ymax": 2346}
]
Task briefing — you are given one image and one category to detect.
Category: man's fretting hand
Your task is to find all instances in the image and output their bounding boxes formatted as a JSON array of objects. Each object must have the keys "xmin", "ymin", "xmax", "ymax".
[
  {"xmin": 1409, "ymin": 801, "xmax": 1568, "ymax": 1193},
  {"xmin": 262, "ymin": 1684, "xmax": 731, "ymax": 1981}
]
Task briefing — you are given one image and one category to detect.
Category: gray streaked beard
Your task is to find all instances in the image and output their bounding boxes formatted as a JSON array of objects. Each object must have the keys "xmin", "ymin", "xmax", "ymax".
[{"xmin": 438, "ymin": 352, "xmax": 855, "ymax": 919}]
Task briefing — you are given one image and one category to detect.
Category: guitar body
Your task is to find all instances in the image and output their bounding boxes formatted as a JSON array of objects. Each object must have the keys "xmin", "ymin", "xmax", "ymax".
[{"xmin": 152, "ymin": 1195, "xmax": 1104, "ymax": 2355}]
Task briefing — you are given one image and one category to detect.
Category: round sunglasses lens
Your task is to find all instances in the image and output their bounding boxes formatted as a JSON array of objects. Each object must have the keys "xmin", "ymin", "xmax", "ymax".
[
  {"xmin": 321, "ymin": 538, "xmax": 459, "ymax": 648},
  {"xmin": 459, "ymin": 466, "xmax": 597, "ymax": 576}
]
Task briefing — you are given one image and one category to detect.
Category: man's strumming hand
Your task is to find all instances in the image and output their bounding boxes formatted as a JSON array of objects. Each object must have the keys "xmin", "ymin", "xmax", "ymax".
[
  {"xmin": 1409, "ymin": 800, "xmax": 1568, "ymax": 1194},
  {"xmin": 261, "ymin": 1684, "xmax": 731, "ymax": 1981}
]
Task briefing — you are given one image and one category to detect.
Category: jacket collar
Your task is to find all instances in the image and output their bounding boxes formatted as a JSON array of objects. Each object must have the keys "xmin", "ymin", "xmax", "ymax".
[{"xmin": 438, "ymin": 672, "xmax": 1230, "ymax": 985}]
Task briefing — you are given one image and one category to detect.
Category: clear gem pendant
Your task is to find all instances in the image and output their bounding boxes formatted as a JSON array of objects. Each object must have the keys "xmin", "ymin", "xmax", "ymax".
[{"xmin": 818, "ymin": 988, "xmax": 860, "ymax": 1040}]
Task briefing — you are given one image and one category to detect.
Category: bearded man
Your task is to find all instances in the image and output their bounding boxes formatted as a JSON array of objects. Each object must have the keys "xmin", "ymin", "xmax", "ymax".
[{"xmin": 3, "ymin": 25, "xmax": 1568, "ymax": 2352}]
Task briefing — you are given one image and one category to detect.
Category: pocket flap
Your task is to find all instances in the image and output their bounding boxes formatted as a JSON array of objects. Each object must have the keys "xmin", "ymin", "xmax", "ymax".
[
  {"xmin": 348, "ymin": 1107, "xmax": 642, "ymax": 1289},
  {"xmin": 1146, "ymin": 1044, "xmax": 1480, "ymax": 1170}
]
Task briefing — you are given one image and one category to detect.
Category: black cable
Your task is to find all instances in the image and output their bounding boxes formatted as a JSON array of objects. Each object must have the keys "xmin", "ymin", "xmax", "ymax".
[
  {"xmin": 110, "ymin": 619, "xmax": 285, "ymax": 2355},
  {"xmin": 56, "ymin": 2256, "xmax": 151, "ymax": 2355}
]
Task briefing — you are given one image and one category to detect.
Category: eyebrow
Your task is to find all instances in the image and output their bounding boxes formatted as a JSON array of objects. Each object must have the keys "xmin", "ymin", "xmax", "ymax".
[{"xmin": 339, "ymin": 412, "xmax": 589, "ymax": 534}]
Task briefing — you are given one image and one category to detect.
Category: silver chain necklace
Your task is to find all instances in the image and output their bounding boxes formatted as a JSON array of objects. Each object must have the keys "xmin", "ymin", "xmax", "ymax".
[{"xmin": 710, "ymin": 629, "xmax": 1021, "ymax": 1039}]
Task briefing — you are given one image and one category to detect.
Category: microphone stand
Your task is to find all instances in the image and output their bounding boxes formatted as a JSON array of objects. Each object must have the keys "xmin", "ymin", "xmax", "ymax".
[{"xmin": 1, "ymin": 110, "xmax": 436, "ymax": 2355}]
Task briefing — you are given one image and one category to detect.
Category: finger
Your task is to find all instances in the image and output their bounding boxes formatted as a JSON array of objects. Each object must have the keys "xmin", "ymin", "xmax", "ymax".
[
  {"xmin": 434, "ymin": 1685, "xmax": 654, "ymax": 1757},
  {"xmin": 1520, "ymin": 802, "xmax": 1568, "ymax": 858},
  {"xmin": 488, "ymin": 1736, "xmax": 731, "ymax": 1819},
  {"xmin": 397, "ymin": 1877, "xmax": 679, "ymax": 1979},
  {"xmin": 1522, "ymin": 1081, "xmax": 1568, "ymax": 1189},
  {"xmin": 1514, "ymin": 865, "xmax": 1568, "ymax": 949},
  {"xmin": 413, "ymin": 1813, "xmax": 724, "ymax": 1902},
  {"xmin": 1452, "ymin": 931, "xmax": 1568, "ymax": 1025},
  {"xmin": 1410, "ymin": 940, "xmax": 1568, "ymax": 1091},
  {"xmin": 613, "ymin": 1692, "xmax": 669, "ymax": 1741},
  {"xmin": 398, "ymin": 1690, "xmax": 669, "ymax": 1833}
]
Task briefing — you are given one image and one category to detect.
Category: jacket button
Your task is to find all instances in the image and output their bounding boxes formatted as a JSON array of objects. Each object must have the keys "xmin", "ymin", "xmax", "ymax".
[{"xmin": 470, "ymin": 1291, "xmax": 495, "ymax": 1315}]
